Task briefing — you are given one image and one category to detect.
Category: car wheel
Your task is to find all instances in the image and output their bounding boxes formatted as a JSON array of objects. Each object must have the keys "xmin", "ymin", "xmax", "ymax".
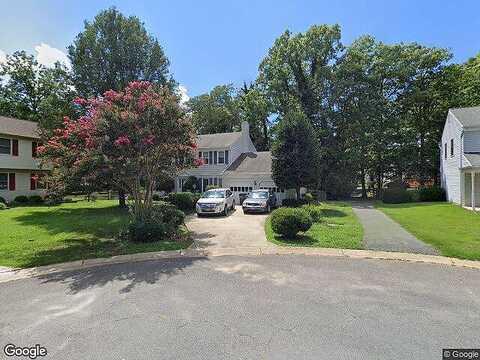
[
  {"xmin": 231, "ymin": 200, "xmax": 235, "ymax": 210},
  {"xmin": 197, "ymin": 213, "xmax": 203, "ymax": 217},
  {"xmin": 224, "ymin": 205, "xmax": 228, "ymax": 216}
]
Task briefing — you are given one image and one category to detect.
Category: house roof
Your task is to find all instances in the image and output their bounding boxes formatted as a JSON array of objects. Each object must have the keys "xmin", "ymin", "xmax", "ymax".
[
  {"xmin": 224, "ymin": 151, "xmax": 272, "ymax": 175},
  {"xmin": 450, "ymin": 107, "xmax": 480, "ymax": 128},
  {"xmin": 0, "ymin": 116, "xmax": 40, "ymax": 139},
  {"xmin": 464, "ymin": 153, "xmax": 480, "ymax": 168},
  {"xmin": 197, "ymin": 131, "xmax": 242, "ymax": 149}
]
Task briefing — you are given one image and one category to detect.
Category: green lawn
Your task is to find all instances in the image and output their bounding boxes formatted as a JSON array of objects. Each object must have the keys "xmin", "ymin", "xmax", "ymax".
[
  {"xmin": 0, "ymin": 200, "xmax": 191, "ymax": 268},
  {"xmin": 265, "ymin": 202, "xmax": 363, "ymax": 249},
  {"xmin": 376, "ymin": 202, "xmax": 480, "ymax": 260}
]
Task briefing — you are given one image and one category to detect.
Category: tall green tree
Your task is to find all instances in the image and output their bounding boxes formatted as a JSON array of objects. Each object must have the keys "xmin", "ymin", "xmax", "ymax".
[
  {"xmin": 0, "ymin": 51, "xmax": 76, "ymax": 134},
  {"xmin": 459, "ymin": 53, "xmax": 480, "ymax": 107},
  {"xmin": 68, "ymin": 7, "xmax": 172, "ymax": 97},
  {"xmin": 68, "ymin": 7, "xmax": 173, "ymax": 206},
  {"xmin": 237, "ymin": 83, "xmax": 271, "ymax": 151},
  {"xmin": 187, "ymin": 84, "xmax": 241, "ymax": 134},
  {"xmin": 271, "ymin": 110, "xmax": 320, "ymax": 199}
]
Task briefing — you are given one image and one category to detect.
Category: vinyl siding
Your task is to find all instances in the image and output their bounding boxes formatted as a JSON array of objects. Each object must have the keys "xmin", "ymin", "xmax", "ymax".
[
  {"xmin": 0, "ymin": 170, "xmax": 46, "ymax": 202},
  {"xmin": 0, "ymin": 135, "xmax": 42, "ymax": 170},
  {"xmin": 440, "ymin": 112, "xmax": 463, "ymax": 204}
]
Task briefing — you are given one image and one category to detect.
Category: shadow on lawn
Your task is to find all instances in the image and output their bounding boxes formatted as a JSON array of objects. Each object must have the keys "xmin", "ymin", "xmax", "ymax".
[
  {"xmin": 36, "ymin": 256, "xmax": 208, "ymax": 294},
  {"xmin": 14, "ymin": 206, "xmax": 128, "ymax": 239},
  {"xmin": 320, "ymin": 209, "xmax": 347, "ymax": 218}
]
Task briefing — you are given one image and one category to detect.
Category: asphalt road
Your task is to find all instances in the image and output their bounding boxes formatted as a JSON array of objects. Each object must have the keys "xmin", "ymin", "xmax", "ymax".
[{"xmin": 1, "ymin": 255, "xmax": 479, "ymax": 360}]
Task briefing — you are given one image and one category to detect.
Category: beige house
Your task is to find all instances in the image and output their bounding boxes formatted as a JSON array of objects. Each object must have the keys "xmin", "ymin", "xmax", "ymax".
[{"xmin": 0, "ymin": 116, "xmax": 48, "ymax": 202}]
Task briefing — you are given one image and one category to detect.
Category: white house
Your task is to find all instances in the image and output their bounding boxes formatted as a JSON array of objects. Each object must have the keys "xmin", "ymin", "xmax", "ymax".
[
  {"xmin": 0, "ymin": 116, "xmax": 47, "ymax": 202},
  {"xmin": 175, "ymin": 121, "xmax": 285, "ymax": 204},
  {"xmin": 440, "ymin": 107, "xmax": 480, "ymax": 210}
]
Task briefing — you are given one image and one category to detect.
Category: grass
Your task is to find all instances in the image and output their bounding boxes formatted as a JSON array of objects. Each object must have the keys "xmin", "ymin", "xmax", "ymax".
[
  {"xmin": 376, "ymin": 202, "xmax": 480, "ymax": 260},
  {"xmin": 0, "ymin": 200, "xmax": 191, "ymax": 268},
  {"xmin": 265, "ymin": 202, "xmax": 363, "ymax": 249}
]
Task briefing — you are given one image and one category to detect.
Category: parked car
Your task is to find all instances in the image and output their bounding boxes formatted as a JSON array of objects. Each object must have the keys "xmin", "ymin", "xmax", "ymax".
[
  {"xmin": 242, "ymin": 189, "xmax": 276, "ymax": 214},
  {"xmin": 196, "ymin": 188, "xmax": 235, "ymax": 216}
]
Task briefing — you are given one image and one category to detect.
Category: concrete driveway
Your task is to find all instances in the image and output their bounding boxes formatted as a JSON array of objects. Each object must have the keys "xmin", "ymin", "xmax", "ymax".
[
  {"xmin": 186, "ymin": 206, "xmax": 271, "ymax": 249},
  {"xmin": 1, "ymin": 255, "xmax": 479, "ymax": 359}
]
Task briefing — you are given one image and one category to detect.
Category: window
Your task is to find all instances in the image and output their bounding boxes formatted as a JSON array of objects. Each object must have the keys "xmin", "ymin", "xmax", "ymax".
[
  {"xmin": 0, "ymin": 173, "xmax": 7, "ymax": 190},
  {"xmin": 202, "ymin": 151, "xmax": 209, "ymax": 164},
  {"xmin": 218, "ymin": 151, "xmax": 225, "ymax": 164},
  {"xmin": 0, "ymin": 138, "xmax": 11, "ymax": 155},
  {"xmin": 444, "ymin": 143, "xmax": 447, "ymax": 159},
  {"xmin": 450, "ymin": 139, "xmax": 454, "ymax": 157},
  {"xmin": 225, "ymin": 150, "xmax": 229, "ymax": 164}
]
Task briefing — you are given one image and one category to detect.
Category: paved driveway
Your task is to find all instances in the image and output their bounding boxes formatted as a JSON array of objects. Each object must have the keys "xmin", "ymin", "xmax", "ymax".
[
  {"xmin": 1, "ymin": 255, "xmax": 479, "ymax": 359},
  {"xmin": 186, "ymin": 206, "xmax": 270, "ymax": 249}
]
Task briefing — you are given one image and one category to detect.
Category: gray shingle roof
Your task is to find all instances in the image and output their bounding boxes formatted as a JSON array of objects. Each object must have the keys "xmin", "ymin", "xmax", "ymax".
[
  {"xmin": 0, "ymin": 116, "xmax": 40, "ymax": 139},
  {"xmin": 464, "ymin": 153, "xmax": 480, "ymax": 168},
  {"xmin": 224, "ymin": 151, "xmax": 272, "ymax": 174},
  {"xmin": 450, "ymin": 107, "xmax": 480, "ymax": 128},
  {"xmin": 197, "ymin": 131, "xmax": 241, "ymax": 148}
]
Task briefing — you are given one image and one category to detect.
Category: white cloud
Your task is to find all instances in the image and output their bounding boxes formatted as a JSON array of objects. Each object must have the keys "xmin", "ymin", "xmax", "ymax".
[
  {"xmin": 34, "ymin": 43, "xmax": 70, "ymax": 68},
  {"xmin": 178, "ymin": 84, "xmax": 190, "ymax": 105},
  {"xmin": 0, "ymin": 49, "xmax": 6, "ymax": 64}
]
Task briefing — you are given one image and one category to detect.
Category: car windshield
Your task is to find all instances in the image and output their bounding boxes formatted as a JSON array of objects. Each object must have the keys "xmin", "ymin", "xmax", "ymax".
[
  {"xmin": 250, "ymin": 191, "xmax": 269, "ymax": 199},
  {"xmin": 202, "ymin": 190, "xmax": 225, "ymax": 198}
]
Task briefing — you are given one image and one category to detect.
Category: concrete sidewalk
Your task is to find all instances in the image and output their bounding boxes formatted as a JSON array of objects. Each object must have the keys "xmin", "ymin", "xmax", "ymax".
[{"xmin": 352, "ymin": 202, "xmax": 439, "ymax": 255}]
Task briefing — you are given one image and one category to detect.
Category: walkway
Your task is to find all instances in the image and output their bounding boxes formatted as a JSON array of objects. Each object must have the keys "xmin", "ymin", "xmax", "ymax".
[{"xmin": 352, "ymin": 202, "xmax": 439, "ymax": 255}]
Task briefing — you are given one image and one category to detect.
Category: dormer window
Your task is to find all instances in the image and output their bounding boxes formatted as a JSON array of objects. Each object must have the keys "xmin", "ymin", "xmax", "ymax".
[{"xmin": 218, "ymin": 151, "xmax": 225, "ymax": 164}]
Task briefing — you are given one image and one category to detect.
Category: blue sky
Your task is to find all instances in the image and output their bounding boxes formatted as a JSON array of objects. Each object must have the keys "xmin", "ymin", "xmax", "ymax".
[{"xmin": 0, "ymin": 0, "xmax": 479, "ymax": 99}]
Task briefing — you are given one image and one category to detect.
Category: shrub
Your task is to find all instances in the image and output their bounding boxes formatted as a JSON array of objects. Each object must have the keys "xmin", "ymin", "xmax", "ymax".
[
  {"xmin": 271, "ymin": 207, "xmax": 313, "ymax": 238},
  {"xmin": 301, "ymin": 204, "xmax": 322, "ymax": 222},
  {"xmin": 282, "ymin": 198, "xmax": 308, "ymax": 207},
  {"xmin": 0, "ymin": 196, "xmax": 6, "ymax": 204},
  {"xmin": 182, "ymin": 176, "xmax": 198, "ymax": 192},
  {"xmin": 205, "ymin": 185, "xmax": 219, "ymax": 191},
  {"xmin": 152, "ymin": 194, "xmax": 161, "ymax": 201},
  {"xmin": 418, "ymin": 186, "xmax": 446, "ymax": 202},
  {"xmin": 303, "ymin": 192, "xmax": 315, "ymax": 203},
  {"xmin": 28, "ymin": 195, "xmax": 44, "ymax": 204},
  {"xmin": 167, "ymin": 192, "xmax": 197, "ymax": 212},
  {"xmin": 128, "ymin": 202, "xmax": 185, "ymax": 243},
  {"xmin": 0, "ymin": 203, "xmax": 7, "ymax": 210},
  {"xmin": 382, "ymin": 188, "xmax": 412, "ymax": 204},
  {"xmin": 14, "ymin": 195, "xmax": 29, "ymax": 203}
]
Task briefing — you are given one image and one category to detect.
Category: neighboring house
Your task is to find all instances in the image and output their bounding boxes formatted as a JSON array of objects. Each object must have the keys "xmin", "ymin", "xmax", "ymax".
[
  {"xmin": 0, "ymin": 116, "xmax": 47, "ymax": 202},
  {"xmin": 175, "ymin": 121, "xmax": 286, "ymax": 204},
  {"xmin": 440, "ymin": 106, "xmax": 480, "ymax": 210}
]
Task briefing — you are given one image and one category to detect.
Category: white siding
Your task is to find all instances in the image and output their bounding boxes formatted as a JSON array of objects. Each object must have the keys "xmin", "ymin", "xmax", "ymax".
[
  {"xmin": 0, "ymin": 170, "xmax": 46, "ymax": 202},
  {"xmin": 464, "ymin": 130, "xmax": 480, "ymax": 153},
  {"xmin": 440, "ymin": 112, "xmax": 463, "ymax": 204},
  {"xmin": 0, "ymin": 136, "xmax": 42, "ymax": 170}
]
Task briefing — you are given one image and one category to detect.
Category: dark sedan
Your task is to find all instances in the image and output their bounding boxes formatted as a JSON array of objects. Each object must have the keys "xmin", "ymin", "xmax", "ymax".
[{"xmin": 242, "ymin": 189, "xmax": 276, "ymax": 214}]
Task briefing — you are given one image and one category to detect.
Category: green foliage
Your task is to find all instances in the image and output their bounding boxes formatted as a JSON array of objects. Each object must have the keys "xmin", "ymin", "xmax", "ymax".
[
  {"xmin": 28, "ymin": 195, "xmax": 44, "ymax": 204},
  {"xmin": 418, "ymin": 186, "xmax": 446, "ymax": 202},
  {"xmin": 205, "ymin": 185, "xmax": 220, "ymax": 191},
  {"xmin": 270, "ymin": 207, "xmax": 313, "ymax": 238},
  {"xmin": 303, "ymin": 193, "xmax": 314, "ymax": 203},
  {"xmin": 14, "ymin": 196, "xmax": 29, "ymax": 203},
  {"xmin": 382, "ymin": 188, "xmax": 412, "ymax": 204},
  {"xmin": 187, "ymin": 84, "xmax": 240, "ymax": 134},
  {"xmin": 0, "ymin": 196, "xmax": 6, "ymax": 204},
  {"xmin": 167, "ymin": 192, "xmax": 198, "ymax": 212},
  {"xmin": 281, "ymin": 198, "xmax": 308, "ymax": 207},
  {"xmin": 0, "ymin": 51, "xmax": 76, "ymax": 134},
  {"xmin": 272, "ymin": 110, "xmax": 320, "ymax": 198},
  {"xmin": 68, "ymin": 7, "xmax": 171, "ymax": 97},
  {"xmin": 152, "ymin": 194, "xmax": 162, "ymax": 201},
  {"xmin": 459, "ymin": 53, "xmax": 480, "ymax": 107},
  {"xmin": 301, "ymin": 204, "xmax": 323, "ymax": 222},
  {"xmin": 0, "ymin": 203, "xmax": 7, "ymax": 210},
  {"xmin": 182, "ymin": 176, "xmax": 199, "ymax": 192}
]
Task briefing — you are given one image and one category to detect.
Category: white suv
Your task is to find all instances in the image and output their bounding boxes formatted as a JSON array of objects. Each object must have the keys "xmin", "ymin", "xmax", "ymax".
[{"xmin": 196, "ymin": 188, "xmax": 235, "ymax": 216}]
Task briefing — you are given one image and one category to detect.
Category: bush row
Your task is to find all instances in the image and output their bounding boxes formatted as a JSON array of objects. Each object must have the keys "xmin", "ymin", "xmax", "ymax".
[{"xmin": 382, "ymin": 186, "xmax": 446, "ymax": 204}]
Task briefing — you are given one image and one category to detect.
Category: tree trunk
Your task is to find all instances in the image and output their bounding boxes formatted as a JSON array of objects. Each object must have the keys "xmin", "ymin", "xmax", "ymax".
[
  {"xmin": 118, "ymin": 189, "xmax": 127, "ymax": 208},
  {"xmin": 360, "ymin": 168, "xmax": 367, "ymax": 199}
]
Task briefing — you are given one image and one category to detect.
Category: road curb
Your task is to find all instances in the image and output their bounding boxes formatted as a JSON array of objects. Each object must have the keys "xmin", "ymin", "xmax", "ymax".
[{"xmin": 1, "ymin": 247, "xmax": 479, "ymax": 284}]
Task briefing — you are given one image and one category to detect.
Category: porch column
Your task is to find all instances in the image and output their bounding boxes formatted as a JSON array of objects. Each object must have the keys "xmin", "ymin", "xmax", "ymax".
[{"xmin": 473, "ymin": 172, "xmax": 476, "ymax": 211}]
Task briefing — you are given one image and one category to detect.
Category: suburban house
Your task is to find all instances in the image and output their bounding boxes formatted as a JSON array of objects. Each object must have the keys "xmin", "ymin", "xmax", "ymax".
[
  {"xmin": 175, "ymin": 121, "xmax": 286, "ymax": 204},
  {"xmin": 440, "ymin": 106, "xmax": 480, "ymax": 210},
  {"xmin": 0, "ymin": 116, "xmax": 47, "ymax": 202}
]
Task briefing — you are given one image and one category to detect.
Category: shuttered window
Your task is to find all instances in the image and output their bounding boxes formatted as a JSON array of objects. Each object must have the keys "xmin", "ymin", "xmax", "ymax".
[{"xmin": 0, "ymin": 138, "xmax": 10, "ymax": 154}]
